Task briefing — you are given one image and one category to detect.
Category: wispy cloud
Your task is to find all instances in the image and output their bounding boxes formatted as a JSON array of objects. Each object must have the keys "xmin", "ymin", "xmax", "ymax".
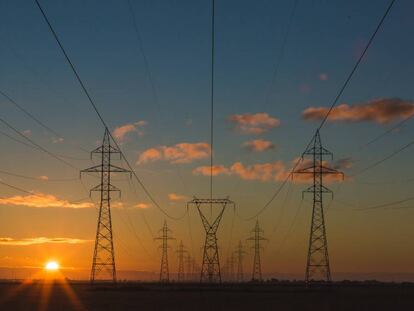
[
  {"xmin": 168, "ymin": 193, "xmax": 189, "ymax": 202},
  {"xmin": 243, "ymin": 139, "xmax": 275, "ymax": 152},
  {"xmin": 134, "ymin": 203, "xmax": 151, "ymax": 209},
  {"xmin": 0, "ymin": 193, "xmax": 94, "ymax": 209},
  {"xmin": 0, "ymin": 237, "xmax": 92, "ymax": 246},
  {"xmin": 319, "ymin": 73, "xmax": 328, "ymax": 81},
  {"xmin": 192, "ymin": 165, "xmax": 230, "ymax": 176},
  {"xmin": 303, "ymin": 98, "xmax": 414, "ymax": 124},
  {"xmin": 228, "ymin": 113, "xmax": 280, "ymax": 135},
  {"xmin": 137, "ymin": 142, "xmax": 211, "ymax": 164},
  {"xmin": 113, "ymin": 121, "xmax": 147, "ymax": 142}
]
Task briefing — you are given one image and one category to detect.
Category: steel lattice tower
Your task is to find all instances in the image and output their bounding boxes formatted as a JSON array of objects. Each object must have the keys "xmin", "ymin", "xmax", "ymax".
[
  {"xmin": 187, "ymin": 198, "xmax": 234, "ymax": 283},
  {"xmin": 228, "ymin": 254, "xmax": 234, "ymax": 282},
  {"xmin": 155, "ymin": 221, "xmax": 174, "ymax": 283},
  {"xmin": 247, "ymin": 220, "xmax": 266, "ymax": 281},
  {"xmin": 185, "ymin": 253, "xmax": 192, "ymax": 281},
  {"xmin": 81, "ymin": 128, "xmax": 131, "ymax": 284},
  {"xmin": 235, "ymin": 241, "xmax": 246, "ymax": 283},
  {"xmin": 176, "ymin": 240, "xmax": 186, "ymax": 282},
  {"xmin": 294, "ymin": 130, "xmax": 343, "ymax": 283}
]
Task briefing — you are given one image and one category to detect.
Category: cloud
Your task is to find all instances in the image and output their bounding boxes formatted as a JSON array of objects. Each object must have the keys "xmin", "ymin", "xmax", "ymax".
[
  {"xmin": 230, "ymin": 161, "xmax": 287, "ymax": 182},
  {"xmin": 333, "ymin": 157, "xmax": 354, "ymax": 170},
  {"xmin": 243, "ymin": 139, "xmax": 275, "ymax": 152},
  {"xmin": 134, "ymin": 203, "xmax": 151, "ymax": 209},
  {"xmin": 192, "ymin": 165, "xmax": 230, "ymax": 176},
  {"xmin": 319, "ymin": 73, "xmax": 328, "ymax": 81},
  {"xmin": 0, "ymin": 237, "xmax": 92, "ymax": 246},
  {"xmin": 193, "ymin": 158, "xmax": 348, "ymax": 184},
  {"xmin": 228, "ymin": 113, "xmax": 280, "ymax": 135},
  {"xmin": 0, "ymin": 193, "xmax": 94, "ymax": 209},
  {"xmin": 113, "ymin": 121, "xmax": 147, "ymax": 142},
  {"xmin": 137, "ymin": 142, "xmax": 211, "ymax": 164},
  {"xmin": 37, "ymin": 175, "xmax": 49, "ymax": 181},
  {"xmin": 302, "ymin": 98, "xmax": 414, "ymax": 124},
  {"xmin": 168, "ymin": 193, "xmax": 189, "ymax": 202}
]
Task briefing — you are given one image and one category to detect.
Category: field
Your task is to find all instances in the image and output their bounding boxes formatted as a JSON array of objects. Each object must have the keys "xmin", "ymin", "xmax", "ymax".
[{"xmin": 0, "ymin": 281, "xmax": 413, "ymax": 310}]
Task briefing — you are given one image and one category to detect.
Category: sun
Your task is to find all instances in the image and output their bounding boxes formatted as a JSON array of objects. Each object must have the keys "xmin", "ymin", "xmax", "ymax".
[{"xmin": 45, "ymin": 261, "xmax": 60, "ymax": 271}]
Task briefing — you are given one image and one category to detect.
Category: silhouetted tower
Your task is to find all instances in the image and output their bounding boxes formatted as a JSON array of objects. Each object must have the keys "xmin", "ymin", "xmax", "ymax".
[
  {"xmin": 176, "ymin": 240, "xmax": 186, "ymax": 282},
  {"xmin": 81, "ymin": 128, "xmax": 131, "ymax": 284},
  {"xmin": 187, "ymin": 198, "xmax": 235, "ymax": 283},
  {"xmin": 247, "ymin": 220, "xmax": 267, "ymax": 281},
  {"xmin": 185, "ymin": 253, "xmax": 192, "ymax": 281},
  {"xmin": 191, "ymin": 258, "xmax": 197, "ymax": 281},
  {"xmin": 155, "ymin": 221, "xmax": 174, "ymax": 283},
  {"xmin": 235, "ymin": 241, "xmax": 246, "ymax": 282},
  {"xmin": 227, "ymin": 254, "xmax": 235, "ymax": 282},
  {"xmin": 293, "ymin": 130, "xmax": 343, "ymax": 283}
]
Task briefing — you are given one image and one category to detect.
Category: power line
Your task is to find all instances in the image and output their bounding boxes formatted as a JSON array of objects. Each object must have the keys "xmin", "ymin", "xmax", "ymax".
[
  {"xmin": 210, "ymin": 0, "xmax": 215, "ymax": 202},
  {"xmin": 0, "ymin": 116, "xmax": 78, "ymax": 170},
  {"xmin": 34, "ymin": 0, "xmax": 186, "ymax": 221},
  {"xmin": 0, "ymin": 169, "xmax": 78, "ymax": 182},
  {"xmin": 243, "ymin": 0, "xmax": 396, "ymax": 221},
  {"xmin": 354, "ymin": 196, "xmax": 414, "ymax": 211},
  {"xmin": 264, "ymin": 0, "xmax": 298, "ymax": 107},
  {"xmin": 351, "ymin": 137, "xmax": 414, "ymax": 177},
  {"xmin": 0, "ymin": 89, "xmax": 62, "ymax": 139},
  {"xmin": 316, "ymin": 0, "xmax": 396, "ymax": 130}
]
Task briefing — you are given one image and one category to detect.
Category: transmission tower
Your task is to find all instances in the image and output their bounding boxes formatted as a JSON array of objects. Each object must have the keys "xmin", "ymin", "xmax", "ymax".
[
  {"xmin": 229, "ymin": 254, "xmax": 236, "ymax": 282},
  {"xmin": 187, "ymin": 198, "xmax": 235, "ymax": 283},
  {"xmin": 176, "ymin": 240, "xmax": 186, "ymax": 282},
  {"xmin": 234, "ymin": 241, "xmax": 246, "ymax": 283},
  {"xmin": 81, "ymin": 128, "xmax": 131, "ymax": 284},
  {"xmin": 155, "ymin": 221, "xmax": 175, "ymax": 283},
  {"xmin": 247, "ymin": 220, "xmax": 267, "ymax": 282},
  {"xmin": 293, "ymin": 129, "xmax": 343, "ymax": 283},
  {"xmin": 184, "ymin": 253, "xmax": 192, "ymax": 281}
]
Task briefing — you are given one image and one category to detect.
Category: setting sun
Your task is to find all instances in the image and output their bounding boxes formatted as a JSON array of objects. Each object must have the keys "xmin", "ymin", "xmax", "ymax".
[{"xmin": 45, "ymin": 261, "xmax": 60, "ymax": 271}]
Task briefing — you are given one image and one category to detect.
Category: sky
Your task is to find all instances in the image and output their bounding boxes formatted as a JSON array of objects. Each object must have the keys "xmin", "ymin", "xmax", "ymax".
[{"xmin": 0, "ymin": 0, "xmax": 414, "ymax": 281}]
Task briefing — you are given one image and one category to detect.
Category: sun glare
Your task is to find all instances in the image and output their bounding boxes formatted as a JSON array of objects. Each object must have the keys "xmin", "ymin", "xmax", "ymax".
[{"xmin": 45, "ymin": 261, "xmax": 60, "ymax": 271}]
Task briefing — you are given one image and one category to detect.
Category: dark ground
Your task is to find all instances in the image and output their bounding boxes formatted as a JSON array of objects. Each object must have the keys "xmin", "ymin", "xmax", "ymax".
[{"xmin": 0, "ymin": 281, "xmax": 413, "ymax": 311}]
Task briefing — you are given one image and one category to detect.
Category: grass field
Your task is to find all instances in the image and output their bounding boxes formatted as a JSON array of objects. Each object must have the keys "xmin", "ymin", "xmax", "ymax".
[{"xmin": 0, "ymin": 281, "xmax": 413, "ymax": 310}]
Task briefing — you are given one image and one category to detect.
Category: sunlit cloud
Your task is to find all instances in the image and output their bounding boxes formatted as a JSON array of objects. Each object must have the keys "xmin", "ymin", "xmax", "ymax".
[
  {"xmin": 168, "ymin": 193, "xmax": 189, "ymax": 202},
  {"xmin": 230, "ymin": 161, "xmax": 287, "ymax": 182},
  {"xmin": 0, "ymin": 193, "xmax": 94, "ymax": 209},
  {"xmin": 137, "ymin": 142, "xmax": 211, "ymax": 164},
  {"xmin": 192, "ymin": 165, "xmax": 230, "ymax": 176},
  {"xmin": 243, "ymin": 139, "xmax": 275, "ymax": 152},
  {"xmin": 228, "ymin": 113, "xmax": 280, "ymax": 135},
  {"xmin": 0, "ymin": 237, "xmax": 92, "ymax": 246},
  {"xmin": 134, "ymin": 203, "xmax": 151, "ymax": 209},
  {"xmin": 303, "ymin": 98, "xmax": 414, "ymax": 124},
  {"xmin": 113, "ymin": 121, "xmax": 147, "ymax": 142},
  {"xmin": 193, "ymin": 158, "xmax": 350, "ymax": 184},
  {"xmin": 37, "ymin": 175, "xmax": 49, "ymax": 181}
]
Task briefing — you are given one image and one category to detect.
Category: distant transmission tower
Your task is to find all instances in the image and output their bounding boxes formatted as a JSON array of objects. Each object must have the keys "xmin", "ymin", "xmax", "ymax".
[
  {"xmin": 225, "ymin": 254, "xmax": 235, "ymax": 282},
  {"xmin": 247, "ymin": 220, "xmax": 266, "ymax": 281},
  {"xmin": 187, "ymin": 198, "xmax": 235, "ymax": 283},
  {"xmin": 81, "ymin": 128, "xmax": 131, "ymax": 284},
  {"xmin": 293, "ymin": 129, "xmax": 343, "ymax": 283},
  {"xmin": 234, "ymin": 241, "xmax": 246, "ymax": 282},
  {"xmin": 176, "ymin": 241, "xmax": 186, "ymax": 282},
  {"xmin": 155, "ymin": 221, "xmax": 174, "ymax": 283},
  {"xmin": 185, "ymin": 253, "xmax": 192, "ymax": 281}
]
